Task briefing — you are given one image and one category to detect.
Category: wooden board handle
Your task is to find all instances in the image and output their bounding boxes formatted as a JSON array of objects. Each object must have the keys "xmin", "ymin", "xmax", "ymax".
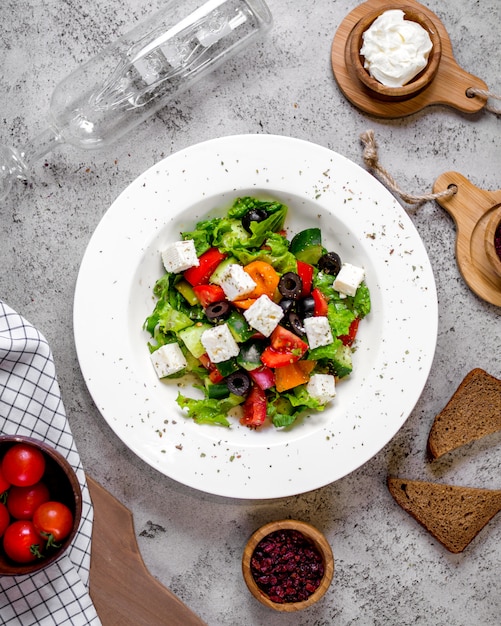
[
  {"xmin": 87, "ymin": 476, "xmax": 207, "ymax": 626},
  {"xmin": 432, "ymin": 172, "xmax": 501, "ymax": 307}
]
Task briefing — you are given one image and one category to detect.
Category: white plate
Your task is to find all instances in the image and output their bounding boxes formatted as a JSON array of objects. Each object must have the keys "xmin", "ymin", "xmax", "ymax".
[{"xmin": 74, "ymin": 134, "xmax": 437, "ymax": 499}]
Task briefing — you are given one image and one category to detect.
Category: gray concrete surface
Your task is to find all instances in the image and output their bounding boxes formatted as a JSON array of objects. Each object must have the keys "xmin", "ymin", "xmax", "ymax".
[{"xmin": 1, "ymin": 1, "xmax": 500, "ymax": 624}]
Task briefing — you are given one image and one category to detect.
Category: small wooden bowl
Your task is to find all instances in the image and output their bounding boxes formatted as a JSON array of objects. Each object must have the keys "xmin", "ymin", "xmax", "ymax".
[
  {"xmin": 347, "ymin": 5, "xmax": 442, "ymax": 101},
  {"xmin": 0, "ymin": 435, "xmax": 82, "ymax": 576},
  {"xmin": 485, "ymin": 207, "xmax": 501, "ymax": 279},
  {"xmin": 242, "ymin": 519, "xmax": 334, "ymax": 611}
]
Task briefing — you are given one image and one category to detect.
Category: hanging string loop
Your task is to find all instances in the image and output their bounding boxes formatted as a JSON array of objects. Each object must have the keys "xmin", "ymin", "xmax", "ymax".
[
  {"xmin": 466, "ymin": 87, "xmax": 501, "ymax": 115},
  {"xmin": 360, "ymin": 130, "xmax": 457, "ymax": 207}
]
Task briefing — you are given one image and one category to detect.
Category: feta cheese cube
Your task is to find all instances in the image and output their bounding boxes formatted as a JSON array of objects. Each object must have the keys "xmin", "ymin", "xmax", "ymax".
[
  {"xmin": 150, "ymin": 343, "xmax": 187, "ymax": 378},
  {"xmin": 333, "ymin": 263, "xmax": 365, "ymax": 297},
  {"xmin": 307, "ymin": 374, "xmax": 336, "ymax": 404},
  {"xmin": 161, "ymin": 240, "xmax": 199, "ymax": 274},
  {"xmin": 201, "ymin": 323, "xmax": 240, "ymax": 363},
  {"xmin": 218, "ymin": 264, "xmax": 256, "ymax": 301},
  {"xmin": 243, "ymin": 294, "xmax": 284, "ymax": 337},
  {"xmin": 303, "ymin": 316, "xmax": 333, "ymax": 349}
]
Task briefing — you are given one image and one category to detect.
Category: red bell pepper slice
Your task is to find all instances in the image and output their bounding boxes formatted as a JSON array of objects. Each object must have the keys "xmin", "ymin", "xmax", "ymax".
[
  {"xmin": 260, "ymin": 326, "xmax": 308, "ymax": 369},
  {"xmin": 296, "ymin": 261, "xmax": 313, "ymax": 296},
  {"xmin": 339, "ymin": 318, "xmax": 360, "ymax": 346},
  {"xmin": 192, "ymin": 284, "xmax": 226, "ymax": 307},
  {"xmin": 183, "ymin": 248, "xmax": 227, "ymax": 286},
  {"xmin": 240, "ymin": 384, "xmax": 267, "ymax": 427},
  {"xmin": 312, "ymin": 287, "xmax": 329, "ymax": 316},
  {"xmin": 249, "ymin": 366, "xmax": 275, "ymax": 390}
]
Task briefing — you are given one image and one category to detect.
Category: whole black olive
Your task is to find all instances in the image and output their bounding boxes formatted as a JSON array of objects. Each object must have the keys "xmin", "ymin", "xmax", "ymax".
[
  {"xmin": 297, "ymin": 296, "xmax": 315, "ymax": 319},
  {"xmin": 278, "ymin": 272, "xmax": 303, "ymax": 300},
  {"xmin": 205, "ymin": 300, "xmax": 231, "ymax": 322},
  {"xmin": 242, "ymin": 208, "xmax": 268, "ymax": 233},
  {"xmin": 278, "ymin": 298, "xmax": 294, "ymax": 315},
  {"xmin": 226, "ymin": 371, "xmax": 251, "ymax": 396},
  {"xmin": 287, "ymin": 311, "xmax": 306, "ymax": 337},
  {"xmin": 318, "ymin": 252, "xmax": 342, "ymax": 275}
]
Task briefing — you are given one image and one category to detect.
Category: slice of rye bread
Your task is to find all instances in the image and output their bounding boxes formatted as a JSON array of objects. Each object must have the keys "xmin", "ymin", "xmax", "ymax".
[
  {"xmin": 387, "ymin": 477, "xmax": 501, "ymax": 553},
  {"xmin": 427, "ymin": 368, "xmax": 501, "ymax": 460}
]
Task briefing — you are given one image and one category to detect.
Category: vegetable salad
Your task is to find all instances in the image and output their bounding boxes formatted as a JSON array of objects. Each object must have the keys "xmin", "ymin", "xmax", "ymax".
[{"xmin": 144, "ymin": 197, "xmax": 371, "ymax": 429}]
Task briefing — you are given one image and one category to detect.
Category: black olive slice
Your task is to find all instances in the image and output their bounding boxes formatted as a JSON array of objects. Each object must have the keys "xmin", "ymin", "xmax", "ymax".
[
  {"xmin": 226, "ymin": 371, "xmax": 251, "ymax": 396},
  {"xmin": 297, "ymin": 296, "xmax": 315, "ymax": 319},
  {"xmin": 205, "ymin": 300, "xmax": 231, "ymax": 322},
  {"xmin": 287, "ymin": 311, "xmax": 306, "ymax": 337},
  {"xmin": 278, "ymin": 298, "xmax": 294, "ymax": 315},
  {"xmin": 242, "ymin": 208, "xmax": 269, "ymax": 233},
  {"xmin": 278, "ymin": 272, "xmax": 303, "ymax": 300},
  {"xmin": 318, "ymin": 252, "xmax": 342, "ymax": 275}
]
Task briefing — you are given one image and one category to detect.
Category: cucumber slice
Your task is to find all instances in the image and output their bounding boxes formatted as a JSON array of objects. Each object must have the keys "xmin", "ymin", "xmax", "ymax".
[
  {"xmin": 178, "ymin": 323, "xmax": 212, "ymax": 358},
  {"xmin": 289, "ymin": 228, "xmax": 324, "ymax": 264},
  {"xmin": 209, "ymin": 257, "xmax": 238, "ymax": 285}
]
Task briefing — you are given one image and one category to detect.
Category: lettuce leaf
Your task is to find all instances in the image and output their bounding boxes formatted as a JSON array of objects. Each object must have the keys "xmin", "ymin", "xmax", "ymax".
[{"xmin": 176, "ymin": 393, "xmax": 244, "ymax": 427}]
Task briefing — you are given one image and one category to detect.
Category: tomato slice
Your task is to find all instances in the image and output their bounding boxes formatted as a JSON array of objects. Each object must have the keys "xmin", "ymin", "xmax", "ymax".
[
  {"xmin": 269, "ymin": 326, "xmax": 309, "ymax": 354},
  {"xmin": 240, "ymin": 384, "xmax": 267, "ymax": 427},
  {"xmin": 312, "ymin": 287, "xmax": 329, "ymax": 316},
  {"xmin": 183, "ymin": 248, "xmax": 227, "ymax": 286},
  {"xmin": 339, "ymin": 318, "xmax": 360, "ymax": 346},
  {"xmin": 296, "ymin": 261, "xmax": 314, "ymax": 296},
  {"xmin": 261, "ymin": 326, "xmax": 309, "ymax": 369},
  {"xmin": 199, "ymin": 353, "xmax": 225, "ymax": 383},
  {"xmin": 192, "ymin": 284, "xmax": 225, "ymax": 307}
]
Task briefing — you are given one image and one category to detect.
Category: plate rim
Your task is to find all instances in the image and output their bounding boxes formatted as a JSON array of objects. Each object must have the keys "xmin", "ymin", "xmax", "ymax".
[{"xmin": 74, "ymin": 133, "xmax": 438, "ymax": 499}]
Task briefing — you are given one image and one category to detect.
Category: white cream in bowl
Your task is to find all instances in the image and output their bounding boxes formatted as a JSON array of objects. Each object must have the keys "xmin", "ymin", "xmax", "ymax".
[{"xmin": 360, "ymin": 9, "xmax": 433, "ymax": 88}]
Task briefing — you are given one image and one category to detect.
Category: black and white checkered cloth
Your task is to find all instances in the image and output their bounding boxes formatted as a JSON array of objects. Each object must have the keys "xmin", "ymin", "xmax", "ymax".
[{"xmin": 0, "ymin": 301, "xmax": 101, "ymax": 625}]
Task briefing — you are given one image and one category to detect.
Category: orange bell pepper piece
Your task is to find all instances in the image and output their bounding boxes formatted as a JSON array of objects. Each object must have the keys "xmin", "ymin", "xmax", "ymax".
[
  {"xmin": 274, "ymin": 360, "xmax": 316, "ymax": 392},
  {"xmin": 234, "ymin": 261, "xmax": 280, "ymax": 309}
]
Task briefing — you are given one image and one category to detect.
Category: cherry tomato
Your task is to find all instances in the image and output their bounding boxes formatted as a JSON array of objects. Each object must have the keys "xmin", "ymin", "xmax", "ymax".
[
  {"xmin": 240, "ymin": 384, "xmax": 267, "ymax": 428},
  {"xmin": 1, "ymin": 444, "xmax": 46, "ymax": 487},
  {"xmin": 33, "ymin": 501, "xmax": 74, "ymax": 547},
  {"xmin": 7, "ymin": 482, "xmax": 50, "ymax": 520},
  {"xmin": 0, "ymin": 465, "xmax": 11, "ymax": 495},
  {"xmin": 192, "ymin": 284, "xmax": 226, "ymax": 307},
  {"xmin": 0, "ymin": 502, "xmax": 10, "ymax": 538},
  {"xmin": 3, "ymin": 520, "xmax": 44, "ymax": 563},
  {"xmin": 311, "ymin": 288, "xmax": 329, "ymax": 317}
]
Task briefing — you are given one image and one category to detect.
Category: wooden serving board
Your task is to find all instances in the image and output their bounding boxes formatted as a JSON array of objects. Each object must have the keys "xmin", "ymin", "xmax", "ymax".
[
  {"xmin": 87, "ymin": 476, "xmax": 207, "ymax": 626},
  {"xmin": 432, "ymin": 172, "xmax": 501, "ymax": 307},
  {"xmin": 331, "ymin": 0, "xmax": 488, "ymax": 117}
]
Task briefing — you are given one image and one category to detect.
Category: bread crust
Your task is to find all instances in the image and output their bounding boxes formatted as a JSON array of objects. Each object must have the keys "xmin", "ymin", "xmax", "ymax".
[
  {"xmin": 427, "ymin": 368, "xmax": 501, "ymax": 460},
  {"xmin": 387, "ymin": 477, "xmax": 501, "ymax": 553}
]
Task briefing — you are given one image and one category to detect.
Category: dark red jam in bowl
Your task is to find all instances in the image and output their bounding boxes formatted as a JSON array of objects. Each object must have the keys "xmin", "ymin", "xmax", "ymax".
[
  {"xmin": 250, "ymin": 528, "xmax": 324, "ymax": 603},
  {"xmin": 495, "ymin": 220, "xmax": 501, "ymax": 262}
]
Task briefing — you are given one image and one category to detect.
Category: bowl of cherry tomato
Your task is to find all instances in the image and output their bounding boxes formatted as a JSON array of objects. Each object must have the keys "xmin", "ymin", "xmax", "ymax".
[{"xmin": 0, "ymin": 435, "xmax": 82, "ymax": 575}]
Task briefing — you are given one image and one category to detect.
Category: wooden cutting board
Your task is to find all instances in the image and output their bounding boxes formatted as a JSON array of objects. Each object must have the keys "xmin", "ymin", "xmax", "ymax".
[{"xmin": 87, "ymin": 476, "xmax": 207, "ymax": 626}]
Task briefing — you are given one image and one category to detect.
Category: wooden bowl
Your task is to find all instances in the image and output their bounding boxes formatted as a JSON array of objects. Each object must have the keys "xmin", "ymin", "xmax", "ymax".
[
  {"xmin": 0, "ymin": 435, "xmax": 82, "ymax": 575},
  {"xmin": 242, "ymin": 519, "xmax": 334, "ymax": 611},
  {"xmin": 485, "ymin": 207, "xmax": 501, "ymax": 279},
  {"xmin": 347, "ymin": 5, "xmax": 442, "ymax": 101}
]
